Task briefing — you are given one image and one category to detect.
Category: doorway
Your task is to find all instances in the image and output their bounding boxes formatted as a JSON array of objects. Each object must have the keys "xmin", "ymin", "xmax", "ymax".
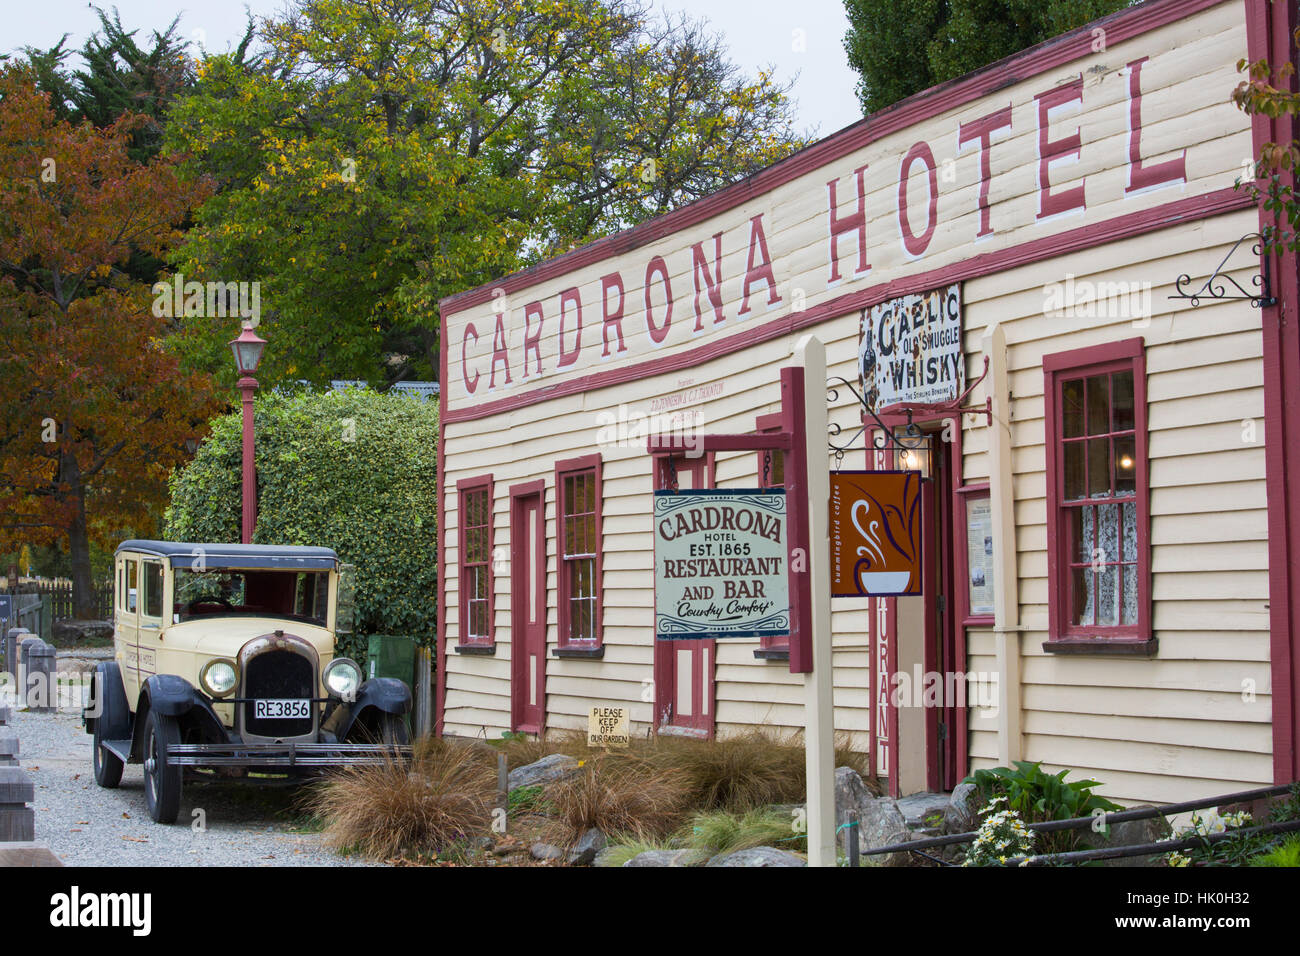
[
  {"xmin": 653, "ymin": 453, "xmax": 716, "ymax": 737},
  {"xmin": 510, "ymin": 481, "xmax": 547, "ymax": 734}
]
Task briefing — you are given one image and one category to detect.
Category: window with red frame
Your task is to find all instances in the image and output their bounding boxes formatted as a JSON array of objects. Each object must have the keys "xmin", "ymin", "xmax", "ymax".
[
  {"xmin": 557, "ymin": 457, "xmax": 602, "ymax": 647},
  {"xmin": 458, "ymin": 478, "xmax": 493, "ymax": 645},
  {"xmin": 1045, "ymin": 339, "xmax": 1150, "ymax": 642}
]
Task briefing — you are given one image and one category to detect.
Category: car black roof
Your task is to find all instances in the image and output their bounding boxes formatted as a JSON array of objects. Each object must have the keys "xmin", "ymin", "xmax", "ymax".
[{"xmin": 115, "ymin": 540, "xmax": 339, "ymax": 571}]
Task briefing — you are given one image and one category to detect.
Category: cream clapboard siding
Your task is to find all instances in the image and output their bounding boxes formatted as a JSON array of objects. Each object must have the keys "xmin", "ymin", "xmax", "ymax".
[
  {"xmin": 440, "ymin": 0, "xmax": 1266, "ymax": 803},
  {"xmin": 959, "ymin": 207, "xmax": 1271, "ymax": 804}
]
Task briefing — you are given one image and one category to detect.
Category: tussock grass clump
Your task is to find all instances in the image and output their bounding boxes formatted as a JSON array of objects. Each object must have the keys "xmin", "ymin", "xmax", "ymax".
[
  {"xmin": 686, "ymin": 807, "xmax": 808, "ymax": 855},
  {"xmin": 545, "ymin": 753, "xmax": 691, "ymax": 847},
  {"xmin": 307, "ymin": 737, "xmax": 496, "ymax": 861}
]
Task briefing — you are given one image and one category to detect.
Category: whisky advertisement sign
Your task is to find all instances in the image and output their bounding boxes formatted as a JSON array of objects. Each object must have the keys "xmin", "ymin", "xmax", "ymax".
[
  {"xmin": 830, "ymin": 471, "xmax": 924, "ymax": 598},
  {"xmin": 859, "ymin": 284, "xmax": 963, "ymax": 411},
  {"xmin": 654, "ymin": 489, "xmax": 789, "ymax": 640}
]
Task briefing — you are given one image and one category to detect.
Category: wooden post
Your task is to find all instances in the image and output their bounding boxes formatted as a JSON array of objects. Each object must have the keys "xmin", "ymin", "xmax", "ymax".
[
  {"xmin": 795, "ymin": 334, "xmax": 836, "ymax": 867},
  {"xmin": 413, "ymin": 646, "xmax": 433, "ymax": 737}
]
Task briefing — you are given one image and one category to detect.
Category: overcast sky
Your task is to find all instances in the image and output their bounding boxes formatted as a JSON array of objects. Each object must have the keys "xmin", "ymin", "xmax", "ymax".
[{"xmin": 2, "ymin": 0, "xmax": 863, "ymax": 137}]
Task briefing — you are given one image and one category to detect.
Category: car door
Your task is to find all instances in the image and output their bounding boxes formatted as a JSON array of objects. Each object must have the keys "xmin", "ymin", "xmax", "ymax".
[
  {"xmin": 136, "ymin": 559, "xmax": 166, "ymax": 686},
  {"xmin": 116, "ymin": 556, "xmax": 141, "ymax": 701}
]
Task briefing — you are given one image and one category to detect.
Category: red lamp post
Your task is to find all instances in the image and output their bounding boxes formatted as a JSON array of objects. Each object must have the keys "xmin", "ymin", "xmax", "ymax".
[{"xmin": 228, "ymin": 322, "xmax": 267, "ymax": 544}]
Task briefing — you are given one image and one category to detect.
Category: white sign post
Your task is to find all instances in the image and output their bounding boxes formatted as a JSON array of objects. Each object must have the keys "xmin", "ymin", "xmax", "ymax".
[{"xmin": 797, "ymin": 334, "xmax": 836, "ymax": 867}]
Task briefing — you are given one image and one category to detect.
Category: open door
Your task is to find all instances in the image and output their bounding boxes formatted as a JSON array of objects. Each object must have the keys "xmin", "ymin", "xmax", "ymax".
[
  {"xmin": 653, "ymin": 454, "xmax": 715, "ymax": 737},
  {"xmin": 510, "ymin": 481, "xmax": 547, "ymax": 734}
]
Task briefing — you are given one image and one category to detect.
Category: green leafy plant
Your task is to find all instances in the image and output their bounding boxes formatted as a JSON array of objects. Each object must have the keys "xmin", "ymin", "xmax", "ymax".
[
  {"xmin": 1253, "ymin": 835, "xmax": 1300, "ymax": 867},
  {"xmin": 507, "ymin": 785, "xmax": 553, "ymax": 817},
  {"xmin": 685, "ymin": 807, "xmax": 806, "ymax": 856},
  {"xmin": 1166, "ymin": 786, "xmax": 1300, "ymax": 867},
  {"xmin": 965, "ymin": 761, "xmax": 1121, "ymax": 853}
]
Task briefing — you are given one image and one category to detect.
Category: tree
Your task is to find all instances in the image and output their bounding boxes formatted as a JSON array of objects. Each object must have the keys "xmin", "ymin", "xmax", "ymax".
[
  {"xmin": 1233, "ymin": 26, "xmax": 1300, "ymax": 254},
  {"xmin": 164, "ymin": 389, "xmax": 439, "ymax": 661},
  {"xmin": 0, "ymin": 68, "xmax": 218, "ymax": 616},
  {"xmin": 164, "ymin": 0, "xmax": 808, "ymax": 390},
  {"xmin": 843, "ymin": 0, "xmax": 1134, "ymax": 115}
]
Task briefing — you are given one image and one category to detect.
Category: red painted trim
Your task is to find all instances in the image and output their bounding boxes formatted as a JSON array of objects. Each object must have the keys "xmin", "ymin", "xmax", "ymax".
[
  {"xmin": 439, "ymin": 0, "xmax": 1228, "ymax": 321},
  {"xmin": 554, "ymin": 453, "xmax": 603, "ymax": 650},
  {"xmin": 1246, "ymin": 0, "xmax": 1300, "ymax": 784},
  {"xmin": 509, "ymin": 479, "xmax": 547, "ymax": 734},
  {"xmin": 455, "ymin": 473, "xmax": 495, "ymax": 648},
  {"xmin": 435, "ymin": 308, "xmax": 448, "ymax": 737},
  {"xmin": 755, "ymin": 416, "xmax": 789, "ymax": 652},
  {"xmin": 444, "ymin": 187, "xmax": 1249, "ymax": 424},
  {"xmin": 781, "ymin": 366, "xmax": 813, "ymax": 674},
  {"xmin": 1042, "ymin": 339, "xmax": 1151, "ymax": 644}
]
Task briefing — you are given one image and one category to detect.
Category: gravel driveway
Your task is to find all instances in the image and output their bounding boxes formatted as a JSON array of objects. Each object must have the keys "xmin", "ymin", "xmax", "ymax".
[{"xmin": 8, "ymin": 704, "xmax": 374, "ymax": 867}]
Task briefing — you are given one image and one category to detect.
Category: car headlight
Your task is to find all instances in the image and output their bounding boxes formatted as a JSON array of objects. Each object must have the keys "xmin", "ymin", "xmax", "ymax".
[
  {"xmin": 323, "ymin": 657, "xmax": 362, "ymax": 698},
  {"xmin": 200, "ymin": 659, "xmax": 238, "ymax": 698}
]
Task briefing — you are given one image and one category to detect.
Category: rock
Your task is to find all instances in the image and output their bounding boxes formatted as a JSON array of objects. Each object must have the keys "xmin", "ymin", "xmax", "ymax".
[
  {"xmin": 567, "ymin": 828, "xmax": 607, "ymax": 866},
  {"xmin": 50, "ymin": 620, "xmax": 113, "ymax": 647},
  {"xmin": 1096, "ymin": 807, "xmax": 1173, "ymax": 867},
  {"xmin": 474, "ymin": 835, "xmax": 495, "ymax": 853},
  {"xmin": 857, "ymin": 795, "xmax": 916, "ymax": 867},
  {"xmin": 530, "ymin": 842, "xmax": 564, "ymax": 862},
  {"xmin": 0, "ymin": 731, "xmax": 17, "ymax": 766},
  {"xmin": 896, "ymin": 791, "xmax": 951, "ymax": 830},
  {"xmin": 705, "ymin": 846, "xmax": 806, "ymax": 867},
  {"xmin": 623, "ymin": 849, "xmax": 709, "ymax": 867},
  {"xmin": 508, "ymin": 754, "xmax": 580, "ymax": 790},
  {"xmin": 943, "ymin": 782, "xmax": 981, "ymax": 834}
]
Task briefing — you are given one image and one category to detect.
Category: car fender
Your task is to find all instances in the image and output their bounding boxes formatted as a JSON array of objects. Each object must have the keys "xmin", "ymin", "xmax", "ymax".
[
  {"xmin": 330, "ymin": 678, "xmax": 412, "ymax": 740},
  {"xmin": 131, "ymin": 675, "xmax": 229, "ymax": 760},
  {"xmin": 84, "ymin": 662, "xmax": 131, "ymax": 740}
]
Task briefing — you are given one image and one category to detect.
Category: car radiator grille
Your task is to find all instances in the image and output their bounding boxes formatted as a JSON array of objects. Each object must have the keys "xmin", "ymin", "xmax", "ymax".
[{"xmin": 243, "ymin": 649, "xmax": 315, "ymax": 738}]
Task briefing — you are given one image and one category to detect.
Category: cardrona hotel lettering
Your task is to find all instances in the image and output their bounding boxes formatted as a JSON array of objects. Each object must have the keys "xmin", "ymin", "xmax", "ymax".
[{"xmin": 456, "ymin": 56, "xmax": 1185, "ymax": 397}]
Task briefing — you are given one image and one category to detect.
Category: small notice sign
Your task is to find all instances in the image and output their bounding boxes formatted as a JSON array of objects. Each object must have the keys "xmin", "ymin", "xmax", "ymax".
[
  {"xmin": 654, "ymin": 489, "xmax": 790, "ymax": 640},
  {"xmin": 830, "ymin": 471, "xmax": 924, "ymax": 598},
  {"xmin": 588, "ymin": 706, "xmax": 630, "ymax": 748}
]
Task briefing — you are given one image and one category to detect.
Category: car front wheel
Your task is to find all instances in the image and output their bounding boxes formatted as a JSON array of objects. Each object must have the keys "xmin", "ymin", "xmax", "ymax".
[{"xmin": 142, "ymin": 709, "xmax": 183, "ymax": 824}]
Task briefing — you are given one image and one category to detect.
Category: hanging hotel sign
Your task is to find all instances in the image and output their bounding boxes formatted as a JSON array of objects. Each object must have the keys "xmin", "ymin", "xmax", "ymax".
[
  {"xmin": 830, "ymin": 471, "xmax": 924, "ymax": 598},
  {"xmin": 859, "ymin": 284, "xmax": 963, "ymax": 411},
  {"xmin": 654, "ymin": 489, "xmax": 790, "ymax": 640}
]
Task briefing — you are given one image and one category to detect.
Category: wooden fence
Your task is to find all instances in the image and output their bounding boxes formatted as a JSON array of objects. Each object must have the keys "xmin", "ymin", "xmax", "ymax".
[{"xmin": 0, "ymin": 581, "xmax": 113, "ymax": 625}]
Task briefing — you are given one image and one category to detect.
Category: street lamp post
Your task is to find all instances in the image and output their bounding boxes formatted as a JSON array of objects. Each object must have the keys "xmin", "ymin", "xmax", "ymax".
[{"xmin": 228, "ymin": 322, "xmax": 267, "ymax": 544}]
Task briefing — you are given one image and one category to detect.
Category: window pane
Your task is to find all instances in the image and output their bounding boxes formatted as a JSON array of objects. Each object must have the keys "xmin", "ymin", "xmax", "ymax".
[
  {"xmin": 1071, "ymin": 566, "xmax": 1094, "ymax": 626},
  {"xmin": 1122, "ymin": 565, "xmax": 1138, "ymax": 625},
  {"xmin": 127, "ymin": 563, "xmax": 138, "ymax": 612},
  {"xmin": 1087, "ymin": 437, "xmax": 1110, "ymax": 498},
  {"xmin": 1121, "ymin": 502, "xmax": 1137, "ymax": 562},
  {"xmin": 1113, "ymin": 371, "xmax": 1135, "ymax": 432},
  {"xmin": 1070, "ymin": 506, "xmax": 1092, "ymax": 564},
  {"xmin": 1113, "ymin": 435, "xmax": 1137, "ymax": 495},
  {"xmin": 1086, "ymin": 375, "xmax": 1110, "ymax": 435},
  {"xmin": 1062, "ymin": 378, "xmax": 1085, "ymax": 438},
  {"xmin": 1064, "ymin": 441, "xmax": 1086, "ymax": 501},
  {"xmin": 1097, "ymin": 503, "xmax": 1119, "ymax": 567},
  {"xmin": 144, "ymin": 564, "xmax": 163, "ymax": 618},
  {"xmin": 1096, "ymin": 565, "xmax": 1119, "ymax": 626},
  {"xmin": 564, "ymin": 517, "xmax": 575, "ymax": 557},
  {"xmin": 564, "ymin": 476, "xmax": 575, "ymax": 515}
]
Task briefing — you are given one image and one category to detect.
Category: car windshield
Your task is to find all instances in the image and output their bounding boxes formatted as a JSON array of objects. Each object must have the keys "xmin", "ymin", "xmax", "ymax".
[{"xmin": 173, "ymin": 568, "xmax": 330, "ymax": 627}]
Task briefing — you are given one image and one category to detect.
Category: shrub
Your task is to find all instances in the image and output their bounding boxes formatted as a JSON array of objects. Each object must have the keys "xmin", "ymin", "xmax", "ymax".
[
  {"xmin": 1253, "ymin": 835, "xmax": 1300, "ymax": 867},
  {"xmin": 164, "ymin": 387, "xmax": 438, "ymax": 661},
  {"xmin": 307, "ymin": 737, "xmax": 495, "ymax": 861},
  {"xmin": 965, "ymin": 760, "xmax": 1121, "ymax": 853},
  {"xmin": 544, "ymin": 754, "xmax": 691, "ymax": 846}
]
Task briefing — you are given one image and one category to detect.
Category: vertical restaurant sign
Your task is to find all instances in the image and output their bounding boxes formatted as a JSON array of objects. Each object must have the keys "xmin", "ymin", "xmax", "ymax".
[
  {"xmin": 654, "ymin": 489, "xmax": 789, "ymax": 640},
  {"xmin": 859, "ymin": 284, "xmax": 963, "ymax": 411},
  {"xmin": 830, "ymin": 471, "xmax": 923, "ymax": 598}
]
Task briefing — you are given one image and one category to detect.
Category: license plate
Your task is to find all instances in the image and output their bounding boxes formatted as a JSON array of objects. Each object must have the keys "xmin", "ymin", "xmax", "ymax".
[{"xmin": 254, "ymin": 699, "xmax": 310, "ymax": 720}]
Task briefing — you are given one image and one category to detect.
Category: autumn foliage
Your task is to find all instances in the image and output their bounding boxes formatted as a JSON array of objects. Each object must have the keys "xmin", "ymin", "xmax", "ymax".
[{"xmin": 0, "ymin": 68, "xmax": 218, "ymax": 613}]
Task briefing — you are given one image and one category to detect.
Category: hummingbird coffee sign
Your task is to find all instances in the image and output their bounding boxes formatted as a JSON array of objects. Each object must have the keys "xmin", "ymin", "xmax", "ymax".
[
  {"xmin": 654, "ymin": 489, "xmax": 790, "ymax": 640},
  {"xmin": 830, "ymin": 471, "xmax": 924, "ymax": 598},
  {"xmin": 859, "ymin": 284, "xmax": 963, "ymax": 411}
]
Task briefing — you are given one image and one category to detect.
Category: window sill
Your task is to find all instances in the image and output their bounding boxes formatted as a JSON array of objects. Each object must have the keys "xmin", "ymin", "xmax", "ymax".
[
  {"xmin": 1042, "ymin": 637, "xmax": 1158, "ymax": 658},
  {"xmin": 552, "ymin": 646, "xmax": 605, "ymax": 659},
  {"xmin": 454, "ymin": 644, "xmax": 496, "ymax": 656},
  {"xmin": 753, "ymin": 648, "xmax": 790, "ymax": 661}
]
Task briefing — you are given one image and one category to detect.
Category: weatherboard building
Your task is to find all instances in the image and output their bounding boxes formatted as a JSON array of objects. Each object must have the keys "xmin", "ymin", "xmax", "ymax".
[{"xmin": 435, "ymin": 0, "xmax": 1300, "ymax": 804}]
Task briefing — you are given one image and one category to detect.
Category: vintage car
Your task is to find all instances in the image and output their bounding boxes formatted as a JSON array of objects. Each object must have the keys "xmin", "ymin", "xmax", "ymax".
[{"xmin": 84, "ymin": 540, "xmax": 412, "ymax": 823}]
